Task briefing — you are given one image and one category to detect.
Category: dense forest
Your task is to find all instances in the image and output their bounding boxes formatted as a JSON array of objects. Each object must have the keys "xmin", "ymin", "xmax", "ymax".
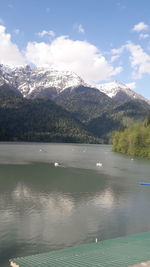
[
  {"xmin": 112, "ymin": 114, "xmax": 150, "ymax": 158},
  {"xmin": 0, "ymin": 84, "xmax": 150, "ymax": 144},
  {"xmin": 55, "ymin": 86, "xmax": 150, "ymax": 142},
  {"xmin": 0, "ymin": 85, "xmax": 101, "ymax": 143}
]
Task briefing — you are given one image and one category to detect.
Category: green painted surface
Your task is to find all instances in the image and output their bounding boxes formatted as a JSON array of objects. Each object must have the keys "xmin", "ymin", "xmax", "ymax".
[{"xmin": 10, "ymin": 232, "xmax": 150, "ymax": 267}]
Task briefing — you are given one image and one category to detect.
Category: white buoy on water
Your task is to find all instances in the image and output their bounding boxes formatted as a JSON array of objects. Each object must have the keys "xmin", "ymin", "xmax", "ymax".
[{"xmin": 95, "ymin": 238, "xmax": 98, "ymax": 243}]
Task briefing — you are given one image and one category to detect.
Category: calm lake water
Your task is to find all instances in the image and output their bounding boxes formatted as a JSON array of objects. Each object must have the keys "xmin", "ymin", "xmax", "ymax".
[{"xmin": 0, "ymin": 143, "xmax": 150, "ymax": 267}]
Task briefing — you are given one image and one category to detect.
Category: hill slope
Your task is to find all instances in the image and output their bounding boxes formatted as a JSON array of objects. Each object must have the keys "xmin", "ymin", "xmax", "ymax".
[
  {"xmin": 55, "ymin": 85, "xmax": 114, "ymax": 123},
  {"xmin": 87, "ymin": 99, "xmax": 150, "ymax": 142},
  {"xmin": 0, "ymin": 84, "xmax": 100, "ymax": 143}
]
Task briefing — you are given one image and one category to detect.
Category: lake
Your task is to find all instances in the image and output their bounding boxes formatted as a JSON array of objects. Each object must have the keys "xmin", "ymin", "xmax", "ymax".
[{"xmin": 0, "ymin": 143, "xmax": 150, "ymax": 267}]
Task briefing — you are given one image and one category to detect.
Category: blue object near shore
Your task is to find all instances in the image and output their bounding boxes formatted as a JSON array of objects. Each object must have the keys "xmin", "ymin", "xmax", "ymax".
[{"xmin": 138, "ymin": 182, "xmax": 150, "ymax": 186}]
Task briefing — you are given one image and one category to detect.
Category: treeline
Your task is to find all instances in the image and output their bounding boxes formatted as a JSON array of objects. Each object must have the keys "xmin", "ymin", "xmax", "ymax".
[{"xmin": 112, "ymin": 114, "xmax": 150, "ymax": 158}]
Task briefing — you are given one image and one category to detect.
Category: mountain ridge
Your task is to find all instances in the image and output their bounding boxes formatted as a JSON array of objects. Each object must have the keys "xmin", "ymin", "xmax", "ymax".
[{"xmin": 0, "ymin": 64, "xmax": 149, "ymax": 105}]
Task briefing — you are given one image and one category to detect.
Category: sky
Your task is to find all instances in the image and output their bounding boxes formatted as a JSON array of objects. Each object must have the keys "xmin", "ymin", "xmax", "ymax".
[{"xmin": 0, "ymin": 0, "xmax": 150, "ymax": 99}]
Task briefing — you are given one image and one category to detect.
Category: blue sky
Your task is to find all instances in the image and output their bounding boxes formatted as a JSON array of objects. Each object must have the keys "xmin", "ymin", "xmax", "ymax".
[{"xmin": 0, "ymin": 0, "xmax": 150, "ymax": 98}]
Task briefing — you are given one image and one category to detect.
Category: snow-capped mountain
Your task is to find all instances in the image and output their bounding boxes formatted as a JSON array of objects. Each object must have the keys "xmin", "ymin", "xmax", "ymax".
[
  {"xmin": 0, "ymin": 64, "xmax": 85, "ymax": 98},
  {"xmin": 0, "ymin": 64, "xmax": 149, "ymax": 104},
  {"xmin": 93, "ymin": 81, "xmax": 150, "ymax": 104}
]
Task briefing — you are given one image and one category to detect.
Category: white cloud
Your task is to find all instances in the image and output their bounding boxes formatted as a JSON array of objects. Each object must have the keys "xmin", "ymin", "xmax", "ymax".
[
  {"xmin": 25, "ymin": 36, "xmax": 122, "ymax": 82},
  {"xmin": 78, "ymin": 24, "xmax": 85, "ymax": 33},
  {"xmin": 139, "ymin": 33, "xmax": 149, "ymax": 39},
  {"xmin": 0, "ymin": 25, "xmax": 25, "ymax": 66},
  {"xmin": 132, "ymin": 21, "xmax": 149, "ymax": 32},
  {"xmin": 37, "ymin": 30, "xmax": 55, "ymax": 38},
  {"xmin": 126, "ymin": 41, "xmax": 150, "ymax": 78},
  {"xmin": 14, "ymin": 28, "xmax": 20, "ymax": 35},
  {"xmin": 111, "ymin": 41, "xmax": 150, "ymax": 79},
  {"xmin": 126, "ymin": 82, "xmax": 136, "ymax": 89}
]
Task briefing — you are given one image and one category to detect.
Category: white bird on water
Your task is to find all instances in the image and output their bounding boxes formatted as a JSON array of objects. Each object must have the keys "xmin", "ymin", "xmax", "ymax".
[
  {"xmin": 54, "ymin": 162, "xmax": 59, "ymax": 167},
  {"xmin": 96, "ymin": 162, "xmax": 103, "ymax": 167},
  {"xmin": 54, "ymin": 162, "xmax": 65, "ymax": 168}
]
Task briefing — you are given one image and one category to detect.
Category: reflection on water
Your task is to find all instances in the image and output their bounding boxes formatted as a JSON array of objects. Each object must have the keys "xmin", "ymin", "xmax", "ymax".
[
  {"xmin": 0, "ymin": 143, "xmax": 150, "ymax": 266},
  {"xmin": 93, "ymin": 189, "xmax": 114, "ymax": 208}
]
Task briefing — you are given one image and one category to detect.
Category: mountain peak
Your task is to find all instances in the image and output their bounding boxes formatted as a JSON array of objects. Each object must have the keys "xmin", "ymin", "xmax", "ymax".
[
  {"xmin": 93, "ymin": 81, "xmax": 149, "ymax": 104},
  {"xmin": 94, "ymin": 80, "xmax": 127, "ymax": 93}
]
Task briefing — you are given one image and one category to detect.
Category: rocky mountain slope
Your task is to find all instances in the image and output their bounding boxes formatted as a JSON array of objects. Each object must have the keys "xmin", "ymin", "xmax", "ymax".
[
  {"xmin": 93, "ymin": 81, "xmax": 150, "ymax": 104},
  {"xmin": 0, "ymin": 65, "xmax": 149, "ymax": 105},
  {"xmin": 0, "ymin": 64, "xmax": 85, "ymax": 98}
]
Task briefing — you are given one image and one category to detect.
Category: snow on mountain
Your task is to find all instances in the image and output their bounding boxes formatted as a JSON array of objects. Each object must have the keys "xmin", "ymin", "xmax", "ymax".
[
  {"xmin": 0, "ymin": 64, "xmax": 149, "ymax": 104},
  {"xmin": 0, "ymin": 64, "xmax": 85, "ymax": 97},
  {"xmin": 93, "ymin": 81, "xmax": 150, "ymax": 104}
]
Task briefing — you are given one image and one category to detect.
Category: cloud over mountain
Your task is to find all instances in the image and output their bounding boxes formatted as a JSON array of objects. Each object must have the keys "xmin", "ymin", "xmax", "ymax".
[
  {"xmin": 0, "ymin": 25, "xmax": 122, "ymax": 83},
  {"xmin": 25, "ymin": 36, "xmax": 122, "ymax": 83}
]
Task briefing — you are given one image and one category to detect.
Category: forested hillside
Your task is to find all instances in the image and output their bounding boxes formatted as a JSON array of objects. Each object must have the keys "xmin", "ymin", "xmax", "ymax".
[
  {"xmin": 112, "ymin": 114, "xmax": 150, "ymax": 158},
  {"xmin": 55, "ymin": 86, "xmax": 113, "ymax": 122},
  {"xmin": 0, "ymin": 85, "xmax": 100, "ymax": 143},
  {"xmin": 0, "ymin": 83, "xmax": 149, "ymax": 144}
]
